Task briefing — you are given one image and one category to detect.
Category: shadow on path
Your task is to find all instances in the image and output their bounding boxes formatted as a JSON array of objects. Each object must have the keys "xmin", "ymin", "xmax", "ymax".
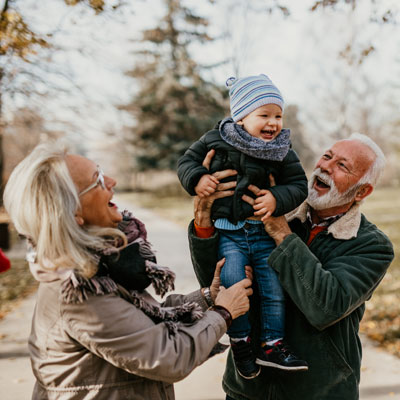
[{"xmin": 0, "ymin": 350, "xmax": 30, "ymax": 359}]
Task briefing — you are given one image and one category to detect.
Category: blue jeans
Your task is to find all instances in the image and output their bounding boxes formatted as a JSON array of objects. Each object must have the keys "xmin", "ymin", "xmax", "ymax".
[{"xmin": 218, "ymin": 223, "xmax": 285, "ymax": 342}]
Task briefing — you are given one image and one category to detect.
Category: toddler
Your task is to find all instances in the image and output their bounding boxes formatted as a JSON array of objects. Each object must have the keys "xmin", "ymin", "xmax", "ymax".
[{"xmin": 178, "ymin": 74, "xmax": 308, "ymax": 379}]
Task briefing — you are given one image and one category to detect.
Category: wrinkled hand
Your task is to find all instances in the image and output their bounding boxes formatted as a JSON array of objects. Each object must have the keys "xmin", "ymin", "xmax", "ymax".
[
  {"xmin": 209, "ymin": 258, "xmax": 224, "ymax": 301},
  {"xmin": 244, "ymin": 265, "xmax": 253, "ymax": 281},
  {"xmin": 215, "ymin": 278, "xmax": 253, "ymax": 319},
  {"xmin": 209, "ymin": 259, "xmax": 253, "ymax": 302},
  {"xmin": 194, "ymin": 149, "xmax": 237, "ymax": 227}
]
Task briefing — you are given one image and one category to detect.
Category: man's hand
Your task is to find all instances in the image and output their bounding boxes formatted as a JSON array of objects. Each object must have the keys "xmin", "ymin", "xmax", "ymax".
[{"xmin": 194, "ymin": 149, "xmax": 237, "ymax": 227}]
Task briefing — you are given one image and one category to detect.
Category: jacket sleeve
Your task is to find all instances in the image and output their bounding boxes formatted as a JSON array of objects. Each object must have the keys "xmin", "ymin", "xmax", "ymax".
[
  {"xmin": 268, "ymin": 231, "xmax": 394, "ymax": 331},
  {"xmin": 177, "ymin": 135, "xmax": 211, "ymax": 196},
  {"xmin": 268, "ymin": 149, "xmax": 308, "ymax": 216},
  {"xmin": 161, "ymin": 288, "xmax": 209, "ymax": 311},
  {"xmin": 62, "ymin": 291, "xmax": 226, "ymax": 384},
  {"xmin": 187, "ymin": 219, "xmax": 219, "ymax": 287}
]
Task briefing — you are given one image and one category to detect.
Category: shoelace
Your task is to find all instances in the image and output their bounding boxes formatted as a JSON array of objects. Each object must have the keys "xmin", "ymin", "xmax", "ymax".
[{"xmin": 273, "ymin": 341, "xmax": 292, "ymax": 356}]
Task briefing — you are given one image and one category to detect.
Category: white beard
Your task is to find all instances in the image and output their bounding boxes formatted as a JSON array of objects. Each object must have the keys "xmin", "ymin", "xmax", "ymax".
[{"xmin": 307, "ymin": 169, "xmax": 360, "ymax": 210}]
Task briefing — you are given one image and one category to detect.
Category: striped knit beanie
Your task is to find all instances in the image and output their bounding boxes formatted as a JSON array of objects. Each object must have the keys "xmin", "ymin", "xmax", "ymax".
[{"xmin": 227, "ymin": 74, "xmax": 284, "ymax": 122}]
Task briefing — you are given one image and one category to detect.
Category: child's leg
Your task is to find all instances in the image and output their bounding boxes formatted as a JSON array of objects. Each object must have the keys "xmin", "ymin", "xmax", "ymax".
[
  {"xmin": 218, "ymin": 229, "xmax": 251, "ymax": 339},
  {"xmin": 218, "ymin": 229, "xmax": 261, "ymax": 379},
  {"xmin": 247, "ymin": 226, "xmax": 285, "ymax": 343}
]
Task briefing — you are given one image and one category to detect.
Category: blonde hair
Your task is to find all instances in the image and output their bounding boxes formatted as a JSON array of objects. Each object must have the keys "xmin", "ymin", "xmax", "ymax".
[{"xmin": 3, "ymin": 142, "xmax": 126, "ymax": 278}]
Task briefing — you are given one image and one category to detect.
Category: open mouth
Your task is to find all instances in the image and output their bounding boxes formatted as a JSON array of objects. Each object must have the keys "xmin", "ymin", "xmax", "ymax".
[
  {"xmin": 260, "ymin": 130, "xmax": 276, "ymax": 139},
  {"xmin": 108, "ymin": 200, "xmax": 116, "ymax": 208},
  {"xmin": 315, "ymin": 176, "xmax": 330, "ymax": 189}
]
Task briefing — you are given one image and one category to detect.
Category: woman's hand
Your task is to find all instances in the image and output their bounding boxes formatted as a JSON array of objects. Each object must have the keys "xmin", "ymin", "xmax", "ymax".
[
  {"xmin": 214, "ymin": 279, "xmax": 253, "ymax": 320},
  {"xmin": 209, "ymin": 259, "xmax": 253, "ymax": 302},
  {"xmin": 194, "ymin": 149, "xmax": 237, "ymax": 228},
  {"xmin": 209, "ymin": 258, "xmax": 224, "ymax": 301}
]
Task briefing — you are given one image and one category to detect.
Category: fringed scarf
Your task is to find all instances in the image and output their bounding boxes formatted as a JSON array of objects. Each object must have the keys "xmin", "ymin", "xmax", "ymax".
[
  {"xmin": 219, "ymin": 117, "xmax": 291, "ymax": 161},
  {"xmin": 100, "ymin": 210, "xmax": 176, "ymax": 297},
  {"xmin": 29, "ymin": 210, "xmax": 204, "ymax": 335}
]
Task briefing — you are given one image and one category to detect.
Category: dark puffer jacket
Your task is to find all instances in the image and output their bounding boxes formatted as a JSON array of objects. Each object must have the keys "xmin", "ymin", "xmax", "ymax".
[{"xmin": 177, "ymin": 126, "xmax": 308, "ymax": 224}]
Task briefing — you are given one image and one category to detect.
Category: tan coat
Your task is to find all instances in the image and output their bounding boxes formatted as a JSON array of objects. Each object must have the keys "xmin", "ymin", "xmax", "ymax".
[{"xmin": 29, "ymin": 280, "xmax": 226, "ymax": 399}]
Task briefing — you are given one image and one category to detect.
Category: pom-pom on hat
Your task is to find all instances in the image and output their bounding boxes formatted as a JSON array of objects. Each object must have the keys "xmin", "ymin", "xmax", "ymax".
[{"xmin": 226, "ymin": 74, "xmax": 284, "ymax": 122}]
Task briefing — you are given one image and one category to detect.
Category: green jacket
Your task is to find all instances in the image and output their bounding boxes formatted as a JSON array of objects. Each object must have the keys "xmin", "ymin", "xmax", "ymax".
[{"xmin": 188, "ymin": 202, "xmax": 394, "ymax": 400}]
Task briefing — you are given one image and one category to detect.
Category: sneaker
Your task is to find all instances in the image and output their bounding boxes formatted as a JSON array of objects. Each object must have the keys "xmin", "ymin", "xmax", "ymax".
[
  {"xmin": 230, "ymin": 338, "xmax": 261, "ymax": 379},
  {"xmin": 256, "ymin": 340, "xmax": 309, "ymax": 371}
]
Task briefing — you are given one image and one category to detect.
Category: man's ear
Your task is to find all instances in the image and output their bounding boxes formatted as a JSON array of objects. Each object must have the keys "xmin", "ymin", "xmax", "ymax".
[
  {"xmin": 237, "ymin": 120, "xmax": 244, "ymax": 125},
  {"xmin": 75, "ymin": 212, "xmax": 84, "ymax": 226},
  {"xmin": 355, "ymin": 184, "xmax": 373, "ymax": 202}
]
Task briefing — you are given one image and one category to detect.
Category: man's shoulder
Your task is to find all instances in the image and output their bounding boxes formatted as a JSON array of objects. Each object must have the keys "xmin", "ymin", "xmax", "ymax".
[{"xmin": 359, "ymin": 213, "xmax": 393, "ymax": 248}]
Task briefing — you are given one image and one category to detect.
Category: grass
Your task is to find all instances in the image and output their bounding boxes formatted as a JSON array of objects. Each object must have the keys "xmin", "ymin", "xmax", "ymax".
[
  {"xmin": 118, "ymin": 186, "xmax": 400, "ymax": 358},
  {"xmin": 358, "ymin": 187, "xmax": 400, "ymax": 357}
]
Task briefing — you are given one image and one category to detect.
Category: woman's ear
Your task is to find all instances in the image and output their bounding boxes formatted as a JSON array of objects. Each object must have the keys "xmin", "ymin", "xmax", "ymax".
[
  {"xmin": 75, "ymin": 212, "xmax": 84, "ymax": 226},
  {"xmin": 237, "ymin": 120, "xmax": 244, "ymax": 126}
]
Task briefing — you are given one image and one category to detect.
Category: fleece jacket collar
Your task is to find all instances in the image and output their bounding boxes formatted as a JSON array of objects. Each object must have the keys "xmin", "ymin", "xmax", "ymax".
[{"xmin": 286, "ymin": 201, "xmax": 362, "ymax": 240}]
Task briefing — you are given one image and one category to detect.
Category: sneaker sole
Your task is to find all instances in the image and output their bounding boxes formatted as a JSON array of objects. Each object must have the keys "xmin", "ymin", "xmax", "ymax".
[
  {"xmin": 237, "ymin": 366, "xmax": 262, "ymax": 380},
  {"xmin": 255, "ymin": 359, "xmax": 308, "ymax": 371}
]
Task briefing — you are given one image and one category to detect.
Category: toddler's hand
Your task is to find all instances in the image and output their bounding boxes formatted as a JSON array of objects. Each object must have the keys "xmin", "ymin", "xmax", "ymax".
[
  {"xmin": 195, "ymin": 174, "xmax": 219, "ymax": 198},
  {"xmin": 253, "ymin": 190, "xmax": 276, "ymax": 221}
]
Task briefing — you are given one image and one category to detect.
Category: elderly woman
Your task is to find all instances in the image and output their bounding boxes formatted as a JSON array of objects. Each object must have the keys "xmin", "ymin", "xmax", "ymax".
[{"xmin": 3, "ymin": 142, "xmax": 252, "ymax": 400}]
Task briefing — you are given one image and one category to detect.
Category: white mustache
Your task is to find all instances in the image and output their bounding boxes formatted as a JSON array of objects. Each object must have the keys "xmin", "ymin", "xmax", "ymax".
[{"xmin": 309, "ymin": 168, "xmax": 335, "ymax": 190}]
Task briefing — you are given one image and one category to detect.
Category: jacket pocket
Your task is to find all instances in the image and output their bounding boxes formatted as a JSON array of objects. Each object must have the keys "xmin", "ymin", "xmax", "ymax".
[
  {"xmin": 312, "ymin": 331, "xmax": 354, "ymax": 388},
  {"xmin": 278, "ymin": 331, "xmax": 355, "ymax": 399}
]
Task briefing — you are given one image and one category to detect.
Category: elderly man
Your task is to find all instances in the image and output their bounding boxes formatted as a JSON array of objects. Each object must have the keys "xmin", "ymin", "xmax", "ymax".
[{"xmin": 188, "ymin": 133, "xmax": 394, "ymax": 400}]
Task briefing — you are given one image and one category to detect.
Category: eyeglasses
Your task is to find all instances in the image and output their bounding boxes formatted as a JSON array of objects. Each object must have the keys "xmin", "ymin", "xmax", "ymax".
[{"xmin": 78, "ymin": 166, "xmax": 106, "ymax": 197}]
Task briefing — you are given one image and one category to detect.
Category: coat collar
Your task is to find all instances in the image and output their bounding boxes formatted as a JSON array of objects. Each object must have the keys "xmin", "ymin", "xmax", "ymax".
[{"xmin": 286, "ymin": 201, "xmax": 362, "ymax": 240}]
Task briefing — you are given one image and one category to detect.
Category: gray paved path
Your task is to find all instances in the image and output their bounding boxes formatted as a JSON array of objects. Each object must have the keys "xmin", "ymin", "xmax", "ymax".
[{"xmin": 0, "ymin": 201, "xmax": 399, "ymax": 399}]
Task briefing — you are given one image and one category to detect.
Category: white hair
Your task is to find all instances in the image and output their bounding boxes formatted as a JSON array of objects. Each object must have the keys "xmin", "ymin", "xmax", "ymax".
[
  {"xmin": 3, "ymin": 142, "xmax": 125, "ymax": 278},
  {"xmin": 346, "ymin": 132, "xmax": 386, "ymax": 186}
]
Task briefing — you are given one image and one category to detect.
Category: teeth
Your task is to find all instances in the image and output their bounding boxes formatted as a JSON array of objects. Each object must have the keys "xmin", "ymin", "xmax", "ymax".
[{"xmin": 316, "ymin": 177, "xmax": 330, "ymax": 187}]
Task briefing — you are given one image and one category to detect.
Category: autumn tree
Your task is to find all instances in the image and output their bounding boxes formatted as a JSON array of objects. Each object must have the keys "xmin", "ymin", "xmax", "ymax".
[
  {"xmin": 3, "ymin": 107, "xmax": 62, "ymax": 180},
  {"xmin": 122, "ymin": 0, "xmax": 228, "ymax": 170},
  {"xmin": 0, "ymin": 0, "xmax": 122, "ymax": 202}
]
